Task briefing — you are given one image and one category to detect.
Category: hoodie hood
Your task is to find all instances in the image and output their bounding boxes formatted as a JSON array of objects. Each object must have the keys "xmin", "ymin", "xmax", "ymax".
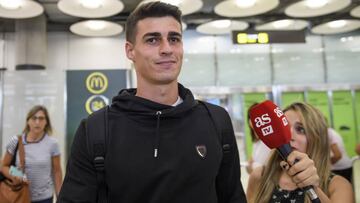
[
  {"xmin": 110, "ymin": 83, "xmax": 198, "ymax": 158},
  {"xmin": 111, "ymin": 83, "xmax": 197, "ymax": 117}
]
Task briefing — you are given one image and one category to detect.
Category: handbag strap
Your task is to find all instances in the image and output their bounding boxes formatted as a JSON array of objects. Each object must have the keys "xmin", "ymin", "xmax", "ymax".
[
  {"xmin": 17, "ymin": 136, "xmax": 26, "ymax": 171},
  {"xmin": 10, "ymin": 142, "xmax": 19, "ymax": 166}
]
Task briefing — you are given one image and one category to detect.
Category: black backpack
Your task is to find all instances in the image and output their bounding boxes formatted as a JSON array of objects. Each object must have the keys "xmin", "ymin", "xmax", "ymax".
[{"xmin": 86, "ymin": 101, "xmax": 235, "ymax": 203}]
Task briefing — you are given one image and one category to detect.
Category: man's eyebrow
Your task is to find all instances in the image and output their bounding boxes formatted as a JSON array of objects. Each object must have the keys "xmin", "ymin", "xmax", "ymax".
[
  {"xmin": 143, "ymin": 32, "xmax": 161, "ymax": 39},
  {"xmin": 142, "ymin": 31, "xmax": 182, "ymax": 39},
  {"xmin": 169, "ymin": 31, "xmax": 182, "ymax": 37}
]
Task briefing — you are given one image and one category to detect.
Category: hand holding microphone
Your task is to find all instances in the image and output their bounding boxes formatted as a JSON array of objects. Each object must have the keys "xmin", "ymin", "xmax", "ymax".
[
  {"xmin": 285, "ymin": 151, "xmax": 320, "ymax": 189},
  {"xmin": 249, "ymin": 100, "xmax": 321, "ymax": 203}
]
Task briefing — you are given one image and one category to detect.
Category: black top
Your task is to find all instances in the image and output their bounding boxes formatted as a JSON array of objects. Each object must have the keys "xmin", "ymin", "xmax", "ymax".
[
  {"xmin": 58, "ymin": 83, "xmax": 247, "ymax": 203},
  {"xmin": 269, "ymin": 187, "xmax": 305, "ymax": 203},
  {"xmin": 269, "ymin": 173, "xmax": 335, "ymax": 203}
]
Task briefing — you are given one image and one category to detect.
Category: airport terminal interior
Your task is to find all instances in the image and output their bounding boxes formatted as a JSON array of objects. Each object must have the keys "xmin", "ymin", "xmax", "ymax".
[{"xmin": 0, "ymin": 0, "xmax": 360, "ymax": 202}]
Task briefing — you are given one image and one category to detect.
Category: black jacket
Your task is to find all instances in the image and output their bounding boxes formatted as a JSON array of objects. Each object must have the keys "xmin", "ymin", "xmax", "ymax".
[{"xmin": 58, "ymin": 84, "xmax": 247, "ymax": 203}]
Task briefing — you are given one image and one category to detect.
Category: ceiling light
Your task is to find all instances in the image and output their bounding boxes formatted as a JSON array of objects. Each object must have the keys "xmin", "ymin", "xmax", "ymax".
[
  {"xmin": 86, "ymin": 20, "xmax": 107, "ymax": 31},
  {"xmin": 161, "ymin": 0, "xmax": 182, "ymax": 6},
  {"xmin": 305, "ymin": 0, "xmax": 328, "ymax": 9},
  {"xmin": 211, "ymin": 20, "xmax": 231, "ymax": 28},
  {"xmin": 0, "ymin": 0, "xmax": 23, "ymax": 10},
  {"xmin": 80, "ymin": 0, "xmax": 103, "ymax": 9},
  {"xmin": 141, "ymin": 0, "xmax": 202, "ymax": 15},
  {"xmin": 328, "ymin": 20, "xmax": 347, "ymax": 28},
  {"xmin": 70, "ymin": 20, "xmax": 123, "ymax": 37},
  {"xmin": 273, "ymin": 19, "xmax": 294, "ymax": 28},
  {"xmin": 235, "ymin": 0, "xmax": 256, "ymax": 8}
]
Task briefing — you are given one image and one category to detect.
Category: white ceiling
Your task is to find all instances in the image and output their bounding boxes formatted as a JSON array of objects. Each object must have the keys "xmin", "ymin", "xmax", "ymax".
[{"xmin": 0, "ymin": 0, "xmax": 359, "ymax": 34}]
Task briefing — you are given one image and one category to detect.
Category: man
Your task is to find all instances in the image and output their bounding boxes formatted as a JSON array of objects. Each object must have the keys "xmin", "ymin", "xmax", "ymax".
[{"xmin": 58, "ymin": 2, "xmax": 246, "ymax": 203}]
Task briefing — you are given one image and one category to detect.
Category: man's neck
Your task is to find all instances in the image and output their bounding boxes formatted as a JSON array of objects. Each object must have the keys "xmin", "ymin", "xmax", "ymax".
[{"xmin": 136, "ymin": 81, "xmax": 179, "ymax": 106}]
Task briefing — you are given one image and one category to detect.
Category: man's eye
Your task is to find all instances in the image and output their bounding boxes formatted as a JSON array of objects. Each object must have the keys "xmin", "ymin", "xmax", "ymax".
[
  {"xmin": 169, "ymin": 37, "xmax": 181, "ymax": 43},
  {"xmin": 146, "ymin": 38, "xmax": 158, "ymax": 44}
]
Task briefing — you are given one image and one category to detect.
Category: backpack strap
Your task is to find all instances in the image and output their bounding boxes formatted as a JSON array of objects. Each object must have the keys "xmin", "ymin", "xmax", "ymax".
[
  {"xmin": 86, "ymin": 106, "xmax": 109, "ymax": 203},
  {"xmin": 197, "ymin": 100, "xmax": 233, "ymax": 163},
  {"xmin": 198, "ymin": 100, "xmax": 241, "ymax": 201}
]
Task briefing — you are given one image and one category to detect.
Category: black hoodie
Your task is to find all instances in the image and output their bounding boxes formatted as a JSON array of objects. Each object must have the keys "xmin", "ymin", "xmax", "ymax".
[{"xmin": 59, "ymin": 84, "xmax": 247, "ymax": 203}]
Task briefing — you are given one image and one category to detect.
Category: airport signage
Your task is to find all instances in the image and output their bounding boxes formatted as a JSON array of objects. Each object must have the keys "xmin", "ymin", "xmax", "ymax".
[
  {"xmin": 231, "ymin": 30, "xmax": 306, "ymax": 44},
  {"xmin": 66, "ymin": 69, "xmax": 127, "ymax": 157}
]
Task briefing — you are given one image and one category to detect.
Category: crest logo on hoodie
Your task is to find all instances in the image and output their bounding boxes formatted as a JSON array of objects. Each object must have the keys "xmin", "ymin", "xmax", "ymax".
[{"xmin": 196, "ymin": 145, "xmax": 207, "ymax": 159}]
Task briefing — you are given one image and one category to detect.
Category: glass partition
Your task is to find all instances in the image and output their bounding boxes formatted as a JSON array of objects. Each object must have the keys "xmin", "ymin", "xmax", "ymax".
[
  {"xmin": 331, "ymin": 91, "xmax": 357, "ymax": 157},
  {"xmin": 324, "ymin": 32, "xmax": 360, "ymax": 84},
  {"xmin": 307, "ymin": 91, "xmax": 331, "ymax": 125},
  {"xmin": 0, "ymin": 70, "xmax": 4, "ymax": 156},
  {"xmin": 272, "ymin": 36, "xmax": 325, "ymax": 85},
  {"xmin": 216, "ymin": 36, "xmax": 271, "ymax": 86},
  {"xmin": 179, "ymin": 32, "xmax": 216, "ymax": 86},
  {"xmin": 281, "ymin": 92, "xmax": 305, "ymax": 109}
]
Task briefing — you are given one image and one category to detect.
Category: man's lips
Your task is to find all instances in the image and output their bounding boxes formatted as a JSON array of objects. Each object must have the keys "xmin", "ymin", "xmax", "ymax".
[{"xmin": 155, "ymin": 60, "xmax": 176, "ymax": 64}]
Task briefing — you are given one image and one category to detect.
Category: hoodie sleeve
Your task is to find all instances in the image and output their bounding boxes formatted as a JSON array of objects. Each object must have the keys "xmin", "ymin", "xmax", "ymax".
[
  {"xmin": 215, "ymin": 108, "xmax": 247, "ymax": 203},
  {"xmin": 58, "ymin": 119, "xmax": 98, "ymax": 203}
]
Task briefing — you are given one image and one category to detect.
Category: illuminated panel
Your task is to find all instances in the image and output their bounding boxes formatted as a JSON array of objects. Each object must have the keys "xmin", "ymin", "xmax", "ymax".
[{"xmin": 232, "ymin": 30, "xmax": 306, "ymax": 44}]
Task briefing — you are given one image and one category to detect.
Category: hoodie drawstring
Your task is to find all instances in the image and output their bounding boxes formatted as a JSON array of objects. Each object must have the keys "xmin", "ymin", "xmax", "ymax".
[{"xmin": 154, "ymin": 111, "xmax": 162, "ymax": 158}]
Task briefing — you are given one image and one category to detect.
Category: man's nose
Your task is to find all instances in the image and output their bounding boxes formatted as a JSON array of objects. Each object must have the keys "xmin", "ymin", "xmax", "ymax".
[{"xmin": 159, "ymin": 40, "xmax": 172, "ymax": 55}]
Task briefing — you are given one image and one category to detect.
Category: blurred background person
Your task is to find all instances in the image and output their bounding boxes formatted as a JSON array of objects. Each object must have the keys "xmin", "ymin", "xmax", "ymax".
[
  {"xmin": 247, "ymin": 102, "xmax": 353, "ymax": 203},
  {"xmin": 356, "ymin": 143, "xmax": 360, "ymax": 155},
  {"xmin": 0, "ymin": 105, "xmax": 63, "ymax": 203},
  {"xmin": 246, "ymin": 103, "xmax": 271, "ymax": 174},
  {"xmin": 328, "ymin": 127, "xmax": 353, "ymax": 183}
]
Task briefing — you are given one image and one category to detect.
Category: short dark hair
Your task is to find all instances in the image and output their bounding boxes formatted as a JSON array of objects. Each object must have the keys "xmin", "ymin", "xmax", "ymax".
[{"xmin": 126, "ymin": 1, "xmax": 182, "ymax": 43}]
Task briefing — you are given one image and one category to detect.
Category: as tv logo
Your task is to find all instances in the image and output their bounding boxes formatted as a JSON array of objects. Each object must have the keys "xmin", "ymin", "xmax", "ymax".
[
  {"xmin": 261, "ymin": 125, "xmax": 274, "ymax": 136},
  {"xmin": 254, "ymin": 113, "xmax": 271, "ymax": 127}
]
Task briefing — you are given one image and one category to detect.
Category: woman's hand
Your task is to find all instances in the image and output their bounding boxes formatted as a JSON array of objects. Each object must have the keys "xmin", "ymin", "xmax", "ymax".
[
  {"xmin": 10, "ymin": 175, "xmax": 24, "ymax": 186},
  {"xmin": 281, "ymin": 150, "xmax": 320, "ymax": 188}
]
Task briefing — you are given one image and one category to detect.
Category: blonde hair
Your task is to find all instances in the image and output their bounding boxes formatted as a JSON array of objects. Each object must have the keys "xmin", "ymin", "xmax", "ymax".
[
  {"xmin": 23, "ymin": 105, "xmax": 53, "ymax": 135},
  {"xmin": 253, "ymin": 102, "xmax": 330, "ymax": 203}
]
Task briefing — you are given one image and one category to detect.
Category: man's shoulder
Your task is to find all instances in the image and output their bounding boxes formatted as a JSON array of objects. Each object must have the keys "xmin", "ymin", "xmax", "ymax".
[
  {"xmin": 88, "ymin": 106, "xmax": 109, "ymax": 119},
  {"xmin": 198, "ymin": 100, "xmax": 227, "ymax": 113},
  {"xmin": 198, "ymin": 101, "xmax": 230, "ymax": 119}
]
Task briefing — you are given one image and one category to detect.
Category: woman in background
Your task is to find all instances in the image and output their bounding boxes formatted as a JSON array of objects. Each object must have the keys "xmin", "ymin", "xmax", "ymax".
[
  {"xmin": 328, "ymin": 127, "xmax": 353, "ymax": 183},
  {"xmin": 1, "ymin": 105, "xmax": 63, "ymax": 203},
  {"xmin": 247, "ymin": 102, "xmax": 353, "ymax": 203}
]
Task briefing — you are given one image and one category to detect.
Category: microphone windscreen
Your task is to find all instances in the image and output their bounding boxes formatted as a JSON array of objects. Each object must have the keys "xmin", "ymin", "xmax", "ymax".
[{"xmin": 249, "ymin": 100, "xmax": 291, "ymax": 149}]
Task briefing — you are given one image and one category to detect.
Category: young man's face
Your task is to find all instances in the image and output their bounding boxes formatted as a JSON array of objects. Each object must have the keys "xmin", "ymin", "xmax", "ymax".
[{"xmin": 125, "ymin": 16, "xmax": 183, "ymax": 86}]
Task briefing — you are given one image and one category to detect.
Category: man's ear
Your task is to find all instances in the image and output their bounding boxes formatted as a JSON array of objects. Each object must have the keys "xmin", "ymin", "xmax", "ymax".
[{"xmin": 125, "ymin": 41, "xmax": 135, "ymax": 61}]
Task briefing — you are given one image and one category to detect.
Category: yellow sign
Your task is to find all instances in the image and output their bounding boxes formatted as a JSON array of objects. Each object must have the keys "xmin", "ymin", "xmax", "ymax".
[
  {"xmin": 236, "ymin": 33, "xmax": 269, "ymax": 44},
  {"xmin": 86, "ymin": 72, "xmax": 108, "ymax": 94},
  {"xmin": 85, "ymin": 95, "xmax": 109, "ymax": 114}
]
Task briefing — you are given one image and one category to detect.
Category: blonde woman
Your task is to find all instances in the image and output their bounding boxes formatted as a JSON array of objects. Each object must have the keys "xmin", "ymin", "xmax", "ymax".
[
  {"xmin": 247, "ymin": 102, "xmax": 353, "ymax": 203},
  {"xmin": 1, "ymin": 105, "xmax": 63, "ymax": 203}
]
